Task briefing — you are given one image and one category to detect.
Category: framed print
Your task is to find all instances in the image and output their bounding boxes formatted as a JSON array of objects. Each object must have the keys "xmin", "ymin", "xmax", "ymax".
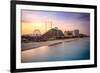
[{"xmin": 10, "ymin": 0, "xmax": 97, "ymax": 72}]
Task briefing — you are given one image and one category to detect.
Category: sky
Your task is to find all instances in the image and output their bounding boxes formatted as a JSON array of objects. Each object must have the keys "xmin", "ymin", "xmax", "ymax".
[{"xmin": 21, "ymin": 9, "xmax": 90, "ymax": 35}]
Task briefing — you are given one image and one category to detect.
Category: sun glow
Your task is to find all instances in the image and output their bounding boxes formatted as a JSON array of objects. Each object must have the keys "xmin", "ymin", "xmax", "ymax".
[{"xmin": 21, "ymin": 10, "xmax": 90, "ymax": 35}]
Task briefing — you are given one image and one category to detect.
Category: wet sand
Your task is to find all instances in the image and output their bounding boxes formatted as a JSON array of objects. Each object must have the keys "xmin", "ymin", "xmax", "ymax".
[{"xmin": 22, "ymin": 38, "xmax": 78, "ymax": 51}]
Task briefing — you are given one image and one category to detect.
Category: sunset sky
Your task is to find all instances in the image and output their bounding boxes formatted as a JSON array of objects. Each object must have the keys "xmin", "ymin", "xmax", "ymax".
[{"xmin": 21, "ymin": 10, "xmax": 90, "ymax": 35}]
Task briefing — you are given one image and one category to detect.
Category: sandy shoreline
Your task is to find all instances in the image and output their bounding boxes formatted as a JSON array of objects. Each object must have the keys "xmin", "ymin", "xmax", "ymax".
[{"xmin": 21, "ymin": 38, "xmax": 79, "ymax": 51}]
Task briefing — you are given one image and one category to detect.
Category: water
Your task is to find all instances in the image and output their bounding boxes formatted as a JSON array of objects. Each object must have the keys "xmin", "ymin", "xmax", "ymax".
[{"xmin": 21, "ymin": 38, "xmax": 90, "ymax": 63}]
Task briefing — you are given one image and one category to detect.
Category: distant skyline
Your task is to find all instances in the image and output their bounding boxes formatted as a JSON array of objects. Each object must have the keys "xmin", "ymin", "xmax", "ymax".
[{"xmin": 21, "ymin": 10, "xmax": 90, "ymax": 35}]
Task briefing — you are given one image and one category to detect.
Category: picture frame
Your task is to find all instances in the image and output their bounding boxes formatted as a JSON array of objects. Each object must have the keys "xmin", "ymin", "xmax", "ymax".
[{"xmin": 10, "ymin": 0, "xmax": 97, "ymax": 72}]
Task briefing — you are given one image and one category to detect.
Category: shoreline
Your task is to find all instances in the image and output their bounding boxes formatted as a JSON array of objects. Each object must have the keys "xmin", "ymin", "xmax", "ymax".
[{"xmin": 21, "ymin": 38, "xmax": 82, "ymax": 51}]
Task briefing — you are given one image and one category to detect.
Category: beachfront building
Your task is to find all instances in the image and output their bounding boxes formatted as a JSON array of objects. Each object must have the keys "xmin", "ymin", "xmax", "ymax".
[
  {"xmin": 64, "ymin": 31, "xmax": 73, "ymax": 37},
  {"xmin": 64, "ymin": 31, "xmax": 68, "ymax": 37},
  {"xmin": 73, "ymin": 29, "xmax": 79, "ymax": 37},
  {"xmin": 64, "ymin": 29, "xmax": 79, "ymax": 37},
  {"xmin": 41, "ymin": 27, "xmax": 64, "ymax": 40}
]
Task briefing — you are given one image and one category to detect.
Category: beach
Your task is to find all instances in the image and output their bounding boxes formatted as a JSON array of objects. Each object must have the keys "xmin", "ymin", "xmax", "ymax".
[
  {"xmin": 21, "ymin": 37, "xmax": 90, "ymax": 63},
  {"xmin": 22, "ymin": 38, "xmax": 78, "ymax": 51}
]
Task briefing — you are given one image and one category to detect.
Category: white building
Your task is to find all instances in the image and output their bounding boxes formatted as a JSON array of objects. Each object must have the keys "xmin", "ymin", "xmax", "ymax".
[{"xmin": 73, "ymin": 29, "xmax": 79, "ymax": 37}]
